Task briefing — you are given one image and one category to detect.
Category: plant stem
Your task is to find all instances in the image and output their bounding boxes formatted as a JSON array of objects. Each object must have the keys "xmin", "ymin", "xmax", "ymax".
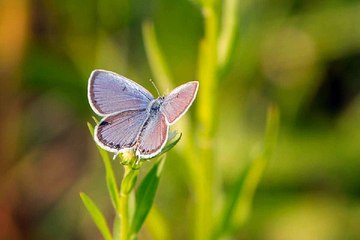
[
  {"xmin": 119, "ymin": 166, "xmax": 130, "ymax": 240},
  {"xmin": 119, "ymin": 165, "xmax": 138, "ymax": 240},
  {"xmin": 194, "ymin": 3, "xmax": 219, "ymax": 240}
]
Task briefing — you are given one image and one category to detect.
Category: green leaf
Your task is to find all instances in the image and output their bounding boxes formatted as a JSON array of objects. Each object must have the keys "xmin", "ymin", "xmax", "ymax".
[
  {"xmin": 80, "ymin": 192, "xmax": 113, "ymax": 240},
  {"xmin": 214, "ymin": 105, "xmax": 280, "ymax": 238},
  {"xmin": 147, "ymin": 132, "xmax": 182, "ymax": 160},
  {"xmin": 92, "ymin": 116, "xmax": 99, "ymax": 124},
  {"xmin": 217, "ymin": 0, "xmax": 240, "ymax": 76},
  {"xmin": 87, "ymin": 121, "xmax": 95, "ymax": 136},
  {"xmin": 142, "ymin": 21, "xmax": 173, "ymax": 93},
  {"xmin": 130, "ymin": 157, "xmax": 166, "ymax": 234},
  {"xmin": 121, "ymin": 168, "xmax": 139, "ymax": 195},
  {"xmin": 87, "ymin": 122, "xmax": 120, "ymax": 212}
]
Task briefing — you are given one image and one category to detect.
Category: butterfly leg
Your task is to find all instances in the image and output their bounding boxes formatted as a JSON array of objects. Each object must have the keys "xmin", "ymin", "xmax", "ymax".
[
  {"xmin": 113, "ymin": 151, "xmax": 120, "ymax": 160},
  {"xmin": 135, "ymin": 155, "xmax": 141, "ymax": 166}
]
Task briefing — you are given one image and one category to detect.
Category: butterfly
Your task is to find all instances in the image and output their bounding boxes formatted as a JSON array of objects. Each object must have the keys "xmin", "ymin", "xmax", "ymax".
[{"xmin": 88, "ymin": 69, "xmax": 199, "ymax": 159}]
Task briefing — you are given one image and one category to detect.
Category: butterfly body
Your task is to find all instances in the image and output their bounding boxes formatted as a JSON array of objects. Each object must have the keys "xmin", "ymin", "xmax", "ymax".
[
  {"xmin": 148, "ymin": 98, "xmax": 163, "ymax": 113},
  {"xmin": 88, "ymin": 69, "xmax": 198, "ymax": 159}
]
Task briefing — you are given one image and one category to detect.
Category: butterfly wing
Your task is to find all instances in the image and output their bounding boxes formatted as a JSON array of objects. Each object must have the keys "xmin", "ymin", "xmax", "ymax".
[
  {"xmin": 161, "ymin": 81, "xmax": 199, "ymax": 124},
  {"xmin": 94, "ymin": 109, "xmax": 148, "ymax": 153},
  {"xmin": 88, "ymin": 69, "xmax": 154, "ymax": 116},
  {"xmin": 137, "ymin": 111, "xmax": 169, "ymax": 158}
]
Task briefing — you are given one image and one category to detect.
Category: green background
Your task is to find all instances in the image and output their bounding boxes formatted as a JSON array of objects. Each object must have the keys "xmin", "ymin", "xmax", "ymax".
[{"xmin": 0, "ymin": 0, "xmax": 359, "ymax": 239}]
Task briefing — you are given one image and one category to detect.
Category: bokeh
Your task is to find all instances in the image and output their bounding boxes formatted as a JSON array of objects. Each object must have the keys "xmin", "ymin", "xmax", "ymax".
[{"xmin": 0, "ymin": 0, "xmax": 359, "ymax": 239}]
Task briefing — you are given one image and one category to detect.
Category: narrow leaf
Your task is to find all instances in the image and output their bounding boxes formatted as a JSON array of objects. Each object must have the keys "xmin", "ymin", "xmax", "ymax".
[
  {"xmin": 87, "ymin": 122, "xmax": 95, "ymax": 135},
  {"xmin": 130, "ymin": 157, "xmax": 166, "ymax": 234},
  {"xmin": 233, "ymin": 105, "xmax": 279, "ymax": 228},
  {"xmin": 215, "ymin": 105, "xmax": 280, "ymax": 238},
  {"xmin": 87, "ymin": 122, "xmax": 120, "ymax": 212},
  {"xmin": 217, "ymin": 0, "xmax": 240, "ymax": 74},
  {"xmin": 142, "ymin": 21, "xmax": 173, "ymax": 92},
  {"xmin": 92, "ymin": 116, "xmax": 99, "ymax": 124},
  {"xmin": 80, "ymin": 192, "xmax": 113, "ymax": 240},
  {"xmin": 148, "ymin": 132, "xmax": 182, "ymax": 160}
]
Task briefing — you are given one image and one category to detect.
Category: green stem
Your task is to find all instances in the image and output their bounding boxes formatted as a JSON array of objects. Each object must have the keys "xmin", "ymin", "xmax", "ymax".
[
  {"xmin": 194, "ymin": 4, "xmax": 219, "ymax": 240},
  {"xmin": 120, "ymin": 167, "xmax": 130, "ymax": 240},
  {"xmin": 119, "ymin": 165, "xmax": 139, "ymax": 240}
]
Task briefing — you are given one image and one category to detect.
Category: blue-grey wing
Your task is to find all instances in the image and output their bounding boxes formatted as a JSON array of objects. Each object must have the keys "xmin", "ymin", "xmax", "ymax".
[
  {"xmin": 88, "ymin": 69, "xmax": 154, "ymax": 116},
  {"xmin": 94, "ymin": 109, "xmax": 148, "ymax": 152},
  {"xmin": 161, "ymin": 81, "xmax": 199, "ymax": 124},
  {"xmin": 137, "ymin": 111, "xmax": 169, "ymax": 158}
]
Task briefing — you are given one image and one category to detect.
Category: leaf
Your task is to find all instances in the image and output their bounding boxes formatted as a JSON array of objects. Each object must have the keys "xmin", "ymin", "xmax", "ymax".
[
  {"xmin": 87, "ymin": 122, "xmax": 95, "ymax": 135},
  {"xmin": 142, "ymin": 21, "xmax": 173, "ymax": 93},
  {"xmin": 80, "ymin": 192, "xmax": 113, "ymax": 240},
  {"xmin": 130, "ymin": 157, "xmax": 166, "ymax": 234},
  {"xmin": 147, "ymin": 132, "xmax": 182, "ymax": 160},
  {"xmin": 214, "ymin": 105, "xmax": 280, "ymax": 238},
  {"xmin": 92, "ymin": 116, "xmax": 99, "ymax": 124},
  {"xmin": 87, "ymin": 122, "xmax": 120, "ymax": 212},
  {"xmin": 217, "ymin": 0, "xmax": 240, "ymax": 75}
]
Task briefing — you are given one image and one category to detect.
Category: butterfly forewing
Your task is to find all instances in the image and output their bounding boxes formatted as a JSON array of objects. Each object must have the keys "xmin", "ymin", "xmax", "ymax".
[
  {"xmin": 161, "ymin": 81, "xmax": 199, "ymax": 124},
  {"xmin": 95, "ymin": 109, "xmax": 148, "ymax": 152},
  {"xmin": 88, "ymin": 70, "xmax": 154, "ymax": 116},
  {"xmin": 137, "ymin": 111, "xmax": 169, "ymax": 158}
]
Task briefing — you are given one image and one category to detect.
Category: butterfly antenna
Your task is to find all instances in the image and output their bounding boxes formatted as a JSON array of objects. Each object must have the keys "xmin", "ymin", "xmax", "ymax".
[{"xmin": 149, "ymin": 79, "xmax": 161, "ymax": 97}]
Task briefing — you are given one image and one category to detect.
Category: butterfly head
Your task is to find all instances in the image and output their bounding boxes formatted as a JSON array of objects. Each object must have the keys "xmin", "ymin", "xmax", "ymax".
[{"xmin": 149, "ymin": 98, "xmax": 164, "ymax": 113}]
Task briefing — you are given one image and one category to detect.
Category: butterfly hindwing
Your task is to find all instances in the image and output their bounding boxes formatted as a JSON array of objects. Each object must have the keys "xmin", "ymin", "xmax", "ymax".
[
  {"xmin": 95, "ymin": 109, "xmax": 148, "ymax": 152},
  {"xmin": 137, "ymin": 111, "xmax": 169, "ymax": 158}
]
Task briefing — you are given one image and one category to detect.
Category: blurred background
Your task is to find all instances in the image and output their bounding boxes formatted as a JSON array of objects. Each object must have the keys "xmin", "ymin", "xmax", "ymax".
[{"xmin": 0, "ymin": 0, "xmax": 360, "ymax": 239}]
